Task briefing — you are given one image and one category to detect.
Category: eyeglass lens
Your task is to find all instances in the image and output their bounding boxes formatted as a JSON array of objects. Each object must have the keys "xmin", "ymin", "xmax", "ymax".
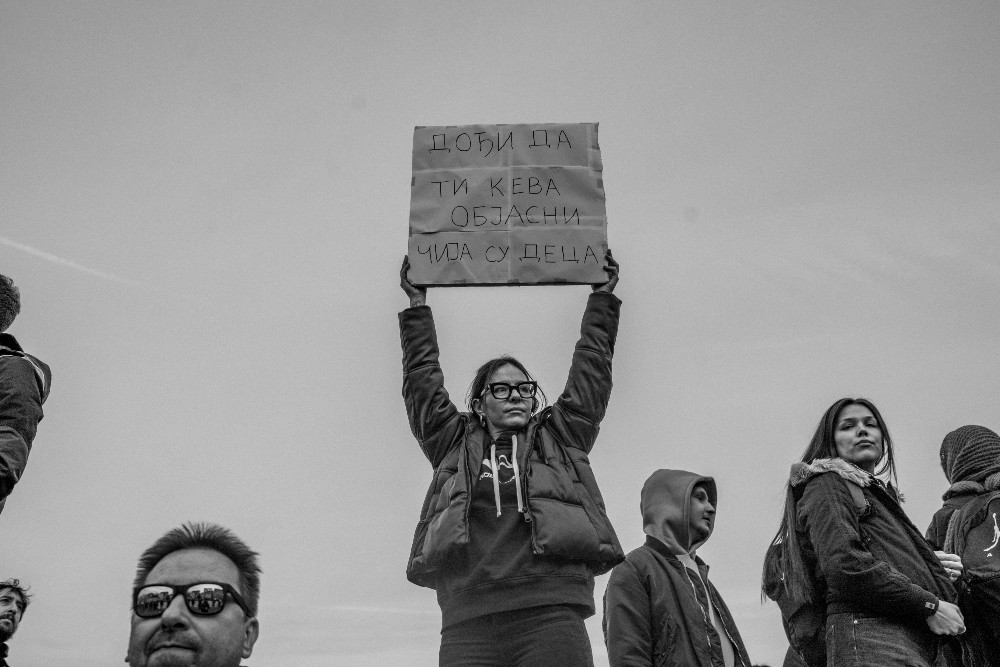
[
  {"xmin": 489, "ymin": 382, "xmax": 536, "ymax": 399},
  {"xmin": 135, "ymin": 583, "xmax": 227, "ymax": 617}
]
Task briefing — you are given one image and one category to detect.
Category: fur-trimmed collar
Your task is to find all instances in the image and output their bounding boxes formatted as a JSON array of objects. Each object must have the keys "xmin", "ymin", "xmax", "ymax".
[{"xmin": 789, "ymin": 457, "xmax": 873, "ymax": 488}]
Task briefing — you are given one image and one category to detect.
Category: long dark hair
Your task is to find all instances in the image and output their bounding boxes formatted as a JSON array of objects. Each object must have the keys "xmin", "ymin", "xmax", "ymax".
[
  {"xmin": 762, "ymin": 397, "xmax": 897, "ymax": 604},
  {"xmin": 466, "ymin": 355, "xmax": 548, "ymax": 417}
]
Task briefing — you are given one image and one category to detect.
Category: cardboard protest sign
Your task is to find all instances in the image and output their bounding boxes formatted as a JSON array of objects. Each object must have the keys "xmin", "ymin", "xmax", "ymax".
[{"xmin": 408, "ymin": 123, "xmax": 608, "ymax": 286}]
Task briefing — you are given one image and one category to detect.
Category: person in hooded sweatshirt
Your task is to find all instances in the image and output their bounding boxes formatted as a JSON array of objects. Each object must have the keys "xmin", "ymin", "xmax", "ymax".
[{"xmin": 603, "ymin": 469, "xmax": 751, "ymax": 667}]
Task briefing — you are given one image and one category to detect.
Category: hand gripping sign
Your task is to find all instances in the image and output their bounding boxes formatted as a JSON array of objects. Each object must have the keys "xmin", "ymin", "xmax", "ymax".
[{"xmin": 407, "ymin": 123, "xmax": 608, "ymax": 286}]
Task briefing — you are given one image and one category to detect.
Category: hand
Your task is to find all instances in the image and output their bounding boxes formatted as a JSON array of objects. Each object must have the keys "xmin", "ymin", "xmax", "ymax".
[
  {"xmin": 400, "ymin": 256, "xmax": 427, "ymax": 307},
  {"xmin": 926, "ymin": 600, "xmax": 965, "ymax": 636},
  {"xmin": 934, "ymin": 551, "xmax": 964, "ymax": 582},
  {"xmin": 592, "ymin": 249, "xmax": 619, "ymax": 293}
]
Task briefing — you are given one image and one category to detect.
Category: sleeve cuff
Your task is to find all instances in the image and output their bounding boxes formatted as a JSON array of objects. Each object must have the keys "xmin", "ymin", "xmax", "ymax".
[{"xmin": 923, "ymin": 598, "xmax": 939, "ymax": 616}]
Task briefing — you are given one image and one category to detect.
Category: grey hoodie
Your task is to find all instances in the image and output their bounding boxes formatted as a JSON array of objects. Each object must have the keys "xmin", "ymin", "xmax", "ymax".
[{"xmin": 604, "ymin": 469, "xmax": 749, "ymax": 667}]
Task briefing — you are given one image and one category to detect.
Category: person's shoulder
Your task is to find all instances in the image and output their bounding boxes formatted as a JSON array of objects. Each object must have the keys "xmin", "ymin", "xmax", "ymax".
[{"xmin": 792, "ymin": 458, "xmax": 867, "ymax": 492}]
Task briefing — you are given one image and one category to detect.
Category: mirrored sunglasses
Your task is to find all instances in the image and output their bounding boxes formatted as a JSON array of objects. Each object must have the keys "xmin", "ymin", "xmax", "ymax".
[{"xmin": 133, "ymin": 581, "xmax": 251, "ymax": 618}]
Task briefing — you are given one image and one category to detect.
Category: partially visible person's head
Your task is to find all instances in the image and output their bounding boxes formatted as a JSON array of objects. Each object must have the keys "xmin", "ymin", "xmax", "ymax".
[
  {"xmin": 0, "ymin": 579, "xmax": 30, "ymax": 643},
  {"xmin": 688, "ymin": 482, "xmax": 716, "ymax": 546},
  {"xmin": 802, "ymin": 398, "xmax": 895, "ymax": 479},
  {"xmin": 640, "ymin": 469, "xmax": 717, "ymax": 554},
  {"xmin": 126, "ymin": 523, "xmax": 260, "ymax": 667},
  {"xmin": 940, "ymin": 425, "xmax": 1000, "ymax": 492},
  {"xmin": 467, "ymin": 356, "xmax": 547, "ymax": 436},
  {"xmin": 0, "ymin": 275, "xmax": 20, "ymax": 333}
]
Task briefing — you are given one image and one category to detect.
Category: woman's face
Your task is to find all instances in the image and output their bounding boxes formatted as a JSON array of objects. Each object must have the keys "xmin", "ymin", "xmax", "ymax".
[
  {"xmin": 476, "ymin": 363, "xmax": 532, "ymax": 435},
  {"xmin": 833, "ymin": 403, "xmax": 884, "ymax": 473}
]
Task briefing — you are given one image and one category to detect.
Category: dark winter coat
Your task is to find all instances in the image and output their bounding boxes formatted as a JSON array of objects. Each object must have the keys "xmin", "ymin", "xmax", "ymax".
[
  {"xmin": 399, "ymin": 292, "xmax": 624, "ymax": 589},
  {"xmin": 0, "ymin": 333, "xmax": 51, "ymax": 515},
  {"xmin": 793, "ymin": 458, "xmax": 956, "ymax": 621},
  {"xmin": 604, "ymin": 536, "xmax": 751, "ymax": 667}
]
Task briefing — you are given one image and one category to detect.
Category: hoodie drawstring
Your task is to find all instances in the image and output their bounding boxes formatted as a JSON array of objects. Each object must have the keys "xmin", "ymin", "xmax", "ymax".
[
  {"xmin": 489, "ymin": 443, "xmax": 502, "ymax": 517},
  {"xmin": 490, "ymin": 435, "xmax": 526, "ymax": 517},
  {"xmin": 512, "ymin": 434, "xmax": 525, "ymax": 513}
]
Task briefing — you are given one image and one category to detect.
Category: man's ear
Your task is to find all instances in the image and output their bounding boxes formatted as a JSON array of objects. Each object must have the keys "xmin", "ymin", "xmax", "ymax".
[
  {"xmin": 471, "ymin": 398, "xmax": 483, "ymax": 418},
  {"xmin": 242, "ymin": 617, "xmax": 260, "ymax": 658}
]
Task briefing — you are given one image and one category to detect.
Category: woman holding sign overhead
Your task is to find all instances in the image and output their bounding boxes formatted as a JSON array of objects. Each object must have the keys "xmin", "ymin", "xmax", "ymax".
[{"xmin": 398, "ymin": 250, "xmax": 623, "ymax": 667}]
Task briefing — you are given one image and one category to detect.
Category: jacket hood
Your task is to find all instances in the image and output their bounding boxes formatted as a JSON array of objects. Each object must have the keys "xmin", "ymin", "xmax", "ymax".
[
  {"xmin": 788, "ymin": 457, "xmax": 872, "ymax": 489},
  {"xmin": 640, "ymin": 469, "xmax": 716, "ymax": 555}
]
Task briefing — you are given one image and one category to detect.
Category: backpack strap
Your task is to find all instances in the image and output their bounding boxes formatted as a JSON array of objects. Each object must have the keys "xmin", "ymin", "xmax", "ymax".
[
  {"xmin": 844, "ymin": 478, "xmax": 868, "ymax": 515},
  {"xmin": 0, "ymin": 346, "xmax": 48, "ymax": 396},
  {"xmin": 943, "ymin": 491, "xmax": 1000, "ymax": 554},
  {"xmin": 944, "ymin": 507, "xmax": 962, "ymax": 554}
]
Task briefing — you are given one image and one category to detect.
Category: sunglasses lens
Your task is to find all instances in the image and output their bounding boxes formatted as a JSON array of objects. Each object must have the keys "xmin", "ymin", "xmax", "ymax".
[
  {"xmin": 185, "ymin": 583, "xmax": 227, "ymax": 615},
  {"xmin": 135, "ymin": 586, "xmax": 174, "ymax": 618}
]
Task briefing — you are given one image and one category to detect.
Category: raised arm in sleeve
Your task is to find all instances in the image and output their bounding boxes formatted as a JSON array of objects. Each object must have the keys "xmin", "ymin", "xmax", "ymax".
[
  {"xmin": 547, "ymin": 291, "xmax": 621, "ymax": 453},
  {"xmin": 399, "ymin": 305, "xmax": 465, "ymax": 468}
]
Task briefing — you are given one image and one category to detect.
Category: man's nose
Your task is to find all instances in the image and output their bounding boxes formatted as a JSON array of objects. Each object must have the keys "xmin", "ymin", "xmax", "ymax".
[{"xmin": 159, "ymin": 595, "xmax": 191, "ymax": 628}]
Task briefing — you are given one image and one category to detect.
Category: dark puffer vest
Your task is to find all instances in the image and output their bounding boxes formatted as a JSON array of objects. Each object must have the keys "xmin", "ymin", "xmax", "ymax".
[{"xmin": 399, "ymin": 292, "xmax": 625, "ymax": 589}]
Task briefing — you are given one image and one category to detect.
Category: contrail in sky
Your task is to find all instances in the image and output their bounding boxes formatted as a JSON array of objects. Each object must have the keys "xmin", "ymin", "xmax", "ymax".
[
  {"xmin": 0, "ymin": 235, "xmax": 208, "ymax": 305},
  {"xmin": 0, "ymin": 235, "xmax": 146, "ymax": 288}
]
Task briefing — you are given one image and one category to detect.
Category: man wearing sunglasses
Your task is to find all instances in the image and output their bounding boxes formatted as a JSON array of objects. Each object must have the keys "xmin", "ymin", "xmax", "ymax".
[
  {"xmin": 0, "ymin": 579, "xmax": 30, "ymax": 667},
  {"xmin": 126, "ymin": 522, "xmax": 260, "ymax": 667}
]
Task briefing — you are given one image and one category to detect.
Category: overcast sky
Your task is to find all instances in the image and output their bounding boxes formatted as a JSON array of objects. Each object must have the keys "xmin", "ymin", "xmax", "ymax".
[{"xmin": 1, "ymin": 2, "xmax": 998, "ymax": 665}]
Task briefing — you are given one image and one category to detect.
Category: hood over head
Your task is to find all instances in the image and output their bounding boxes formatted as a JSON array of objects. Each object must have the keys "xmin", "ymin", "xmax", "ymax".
[
  {"xmin": 940, "ymin": 425, "xmax": 1000, "ymax": 491},
  {"xmin": 640, "ymin": 469, "xmax": 716, "ymax": 555}
]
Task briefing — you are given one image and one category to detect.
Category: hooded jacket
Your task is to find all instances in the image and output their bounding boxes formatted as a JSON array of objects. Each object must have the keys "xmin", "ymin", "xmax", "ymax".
[
  {"xmin": 792, "ymin": 458, "xmax": 955, "ymax": 620},
  {"xmin": 0, "ymin": 333, "xmax": 51, "ymax": 516},
  {"xmin": 399, "ymin": 292, "xmax": 624, "ymax": 621},
  {"xmin": 603, "ymin": 469, "xmax": 751, "ymax": 667}
]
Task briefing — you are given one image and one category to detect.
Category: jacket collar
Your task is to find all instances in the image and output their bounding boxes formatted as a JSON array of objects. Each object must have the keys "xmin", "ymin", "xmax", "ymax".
[
  {"xmin": 0, "ymin": 333, "xmax": 22, "ymax": 352},
  {"xmin": 644, "ymin": 535, "xmax": 708, "ymax": 571},
  {"xmin": 789, "ymin": 457, "xmax": 873, "ymax": 488}
]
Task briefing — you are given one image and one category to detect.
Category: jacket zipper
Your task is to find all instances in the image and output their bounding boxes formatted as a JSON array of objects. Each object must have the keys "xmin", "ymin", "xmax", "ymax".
[{"xmin": 682, "ymin": 567, "xmax": 745, "ymax": 667}]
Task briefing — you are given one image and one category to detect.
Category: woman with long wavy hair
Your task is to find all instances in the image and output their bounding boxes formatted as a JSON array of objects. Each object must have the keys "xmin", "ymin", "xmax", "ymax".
[{"xmin": 762, "ymin": 398, "xmax": 964, "ymax": 667}]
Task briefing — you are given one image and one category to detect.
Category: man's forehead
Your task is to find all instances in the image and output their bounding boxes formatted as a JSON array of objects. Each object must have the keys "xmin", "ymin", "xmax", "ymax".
[{"xmin": 145, "ymin": 548, "xmax": 242, "ymax": 589}]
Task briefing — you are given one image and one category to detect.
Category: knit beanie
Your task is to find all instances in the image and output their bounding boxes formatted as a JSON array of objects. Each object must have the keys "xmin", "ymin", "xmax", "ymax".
[{"xmin": 940, "ymin": 425, "xmax": 1000, "ymax": 499}]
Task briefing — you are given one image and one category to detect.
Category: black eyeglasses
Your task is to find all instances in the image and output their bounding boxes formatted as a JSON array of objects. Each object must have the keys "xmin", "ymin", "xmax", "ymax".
[
  {"xmin": 133, "ymin": 582, "xmax": 251, "ymax": 618},
  {"xmin": 484, "ymin": 381, "xmax": 537, "ymax": 400}
]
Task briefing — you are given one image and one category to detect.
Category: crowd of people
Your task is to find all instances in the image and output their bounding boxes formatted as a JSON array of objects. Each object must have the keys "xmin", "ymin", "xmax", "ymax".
[
  {"xmin": 396, "ymin": 253, "xmax": 1000, "ymax": 667},
  {"xmin": 2, "ymin": 255, "xmax": 999, "ymax": 667}
]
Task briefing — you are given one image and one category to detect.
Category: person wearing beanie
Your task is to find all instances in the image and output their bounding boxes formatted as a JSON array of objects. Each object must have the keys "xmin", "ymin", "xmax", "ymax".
[
  {"xmin": 926, "ymin": 425, "xmax": 1000, "ymax": 549},
  {"xmin": 926, "ymin": 425, "xmax": 1000, "ymax": 667},
  {"xmin": 0, "ymin": 274, "xmax": 52, "ymax": 518},
  {"xmin": 603, "ymin": 469, "xmax": 751, "ymax": 667}
]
